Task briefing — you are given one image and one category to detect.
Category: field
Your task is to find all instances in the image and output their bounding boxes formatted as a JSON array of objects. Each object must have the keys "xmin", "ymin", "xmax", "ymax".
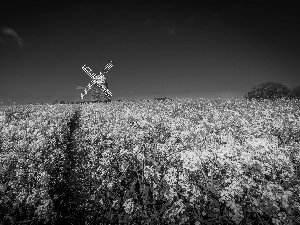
[{"xmin": 0, "ymin": 98, "xmax": 300, "ymax": 225}]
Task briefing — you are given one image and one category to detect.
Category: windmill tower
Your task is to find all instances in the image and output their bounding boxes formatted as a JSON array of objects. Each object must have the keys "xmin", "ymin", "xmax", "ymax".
[
  {"xmin": 92, "ymin": 75, "xmax": 109, "ymax": 102},
  {"xmin": 80, "ymin": 60, "xmax": 114, "ymax": 102}
]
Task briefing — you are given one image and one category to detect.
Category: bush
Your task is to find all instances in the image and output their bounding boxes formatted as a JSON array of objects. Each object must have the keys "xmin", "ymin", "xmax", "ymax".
[
  {"xmin": 154, "ymin": 97, "xmax": 172, "ymax": 102},
  {"xmin": 245, "ymin": 81, "xmax": 290, "ymax": 101},
  {"xmin": 288, "ymin": 85, "xmax": 300, "ymax": 100}
]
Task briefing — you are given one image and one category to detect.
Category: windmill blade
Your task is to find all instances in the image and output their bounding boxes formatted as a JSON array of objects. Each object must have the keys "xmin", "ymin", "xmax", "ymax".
[
  {"xmin": 80, "ymin": 82, "xmax": 95, "ymax": 99},
  {"xmin": 81, "ymin": 89, "xmax": 89, "ymax": 99},
  {"xmin": 97, "ymin": 83, "xmax": 112, "ymax": 96},
  {"xmin": 82, "ymin": 65, "xmax": 97, "ymax": 79},
  {"xmin": 100, "ymin": 84, "xmax": 112, "ymax": 96},
  {"xmin": 104, "ymin": 92, "xmax": 112, "ymax": 98},
  {"xmin": 101, "ymin": 60, "xmax": 114, "ymax": 75}
]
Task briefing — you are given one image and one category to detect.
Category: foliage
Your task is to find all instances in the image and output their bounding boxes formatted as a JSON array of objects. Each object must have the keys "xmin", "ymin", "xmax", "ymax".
[
  {"xmin": 245, "ymin": 81, "xmax": 290, "ymax": 101},
  {"xmin": 1, "ymin": 99, "xmax": 300, "ymax": 224},
  {"xmin": 288, "ymin": 85, "xmax": 300, "ymax": 100},
  {"xmin": 0, "ymin": 105, "xmax": 81, "ymax": 224},
  {"xmin": 154, "ymin": 97, "xmax": 172, "ymax": 102}
]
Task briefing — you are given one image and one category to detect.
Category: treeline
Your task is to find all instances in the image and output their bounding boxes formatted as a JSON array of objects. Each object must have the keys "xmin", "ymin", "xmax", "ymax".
[
  {"xmin": 245, "ymin": 82, "xmax": 300, "ymax": 101},
  {"xmin": 50, "ymin": 82, "xmax": 300, "ymax": 105}
]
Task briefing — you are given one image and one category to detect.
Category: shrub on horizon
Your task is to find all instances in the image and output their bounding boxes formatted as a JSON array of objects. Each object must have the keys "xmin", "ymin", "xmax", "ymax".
[
  {"xmin": 288, "ymin": 85, "xmax": 300, "ymax": 100},
  {"xmin": 245, "ymin": 81, "xmax": 290, "ymax": 101}
]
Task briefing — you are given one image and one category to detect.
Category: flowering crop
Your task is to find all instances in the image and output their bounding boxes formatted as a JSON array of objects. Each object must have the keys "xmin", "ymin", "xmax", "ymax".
[
  {"xmin": 1, "ymin": 98, "xmax": 300, "ymax": 224},
  {"xmin": 0, "ymin": 104, "xmax": 79, "ymax": 224}
]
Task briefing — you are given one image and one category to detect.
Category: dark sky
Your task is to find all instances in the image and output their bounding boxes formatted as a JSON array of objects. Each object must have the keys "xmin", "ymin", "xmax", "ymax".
[{"xmin": 1, "ymin": 0, "xmax": 300, "ymax": 105}]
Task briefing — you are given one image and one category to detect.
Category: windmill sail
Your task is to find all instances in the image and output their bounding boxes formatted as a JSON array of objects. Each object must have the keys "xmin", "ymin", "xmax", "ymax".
[{"xmin": 101, "ymin": 61, "xmax": 114, "ymax": 75}]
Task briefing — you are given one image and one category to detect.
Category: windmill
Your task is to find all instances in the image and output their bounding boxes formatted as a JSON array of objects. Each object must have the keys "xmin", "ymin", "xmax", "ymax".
[{"xmin": 80, "ymin": 60, "xmax": 114, "ymax": 102}]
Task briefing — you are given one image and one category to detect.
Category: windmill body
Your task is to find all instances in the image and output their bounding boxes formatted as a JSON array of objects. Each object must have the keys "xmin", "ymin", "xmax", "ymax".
[{"xmin": 80, "ymin": 60, "xmax": 114, "ymax": 102}]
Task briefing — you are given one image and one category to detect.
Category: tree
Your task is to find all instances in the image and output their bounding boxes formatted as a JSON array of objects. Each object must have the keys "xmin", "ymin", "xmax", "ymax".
[
  {"xmin": 245, "ymin": 81, "xmax": 290, "ymax": 101},
  {"xmin": 288, "ymin": 85, "xmax": 300, "ymax": 100}
]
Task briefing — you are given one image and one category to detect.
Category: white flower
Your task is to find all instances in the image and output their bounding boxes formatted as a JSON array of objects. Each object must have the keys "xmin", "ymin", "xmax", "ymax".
[
  {"xmin": 123, "ymin": 198, "xmax": 134, "ymax": 214},
  {"xmin": 180, "ymin": 150, "xmax": 200, "ymax": 172},
  {"xmin": 133, "ymin": 145, "xmax": 140, "ymax": 154},
  {"xmin": 136, "ymin": 153, "xmax": 145, "ymax": 162},
  {"xmin": 107, "ymin": 182, "xmax": 114, "ymax": 189},
  {"xmin": 164, "ymin": 167, "xmax": 178, "ymax": 186},
  {"xmin": 163, "ymin": 199, "xmax": 186, "ymax": 222},
  {"xmin": 144, "ymin": 165, "xmax": 154, "ymax": 180}
]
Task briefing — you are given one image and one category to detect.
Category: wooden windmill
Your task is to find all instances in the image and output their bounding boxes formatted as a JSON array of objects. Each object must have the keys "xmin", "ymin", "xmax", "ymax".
[{"xmin": 80, "ymin": 60, "xmax": 114, "ymax": 102}]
